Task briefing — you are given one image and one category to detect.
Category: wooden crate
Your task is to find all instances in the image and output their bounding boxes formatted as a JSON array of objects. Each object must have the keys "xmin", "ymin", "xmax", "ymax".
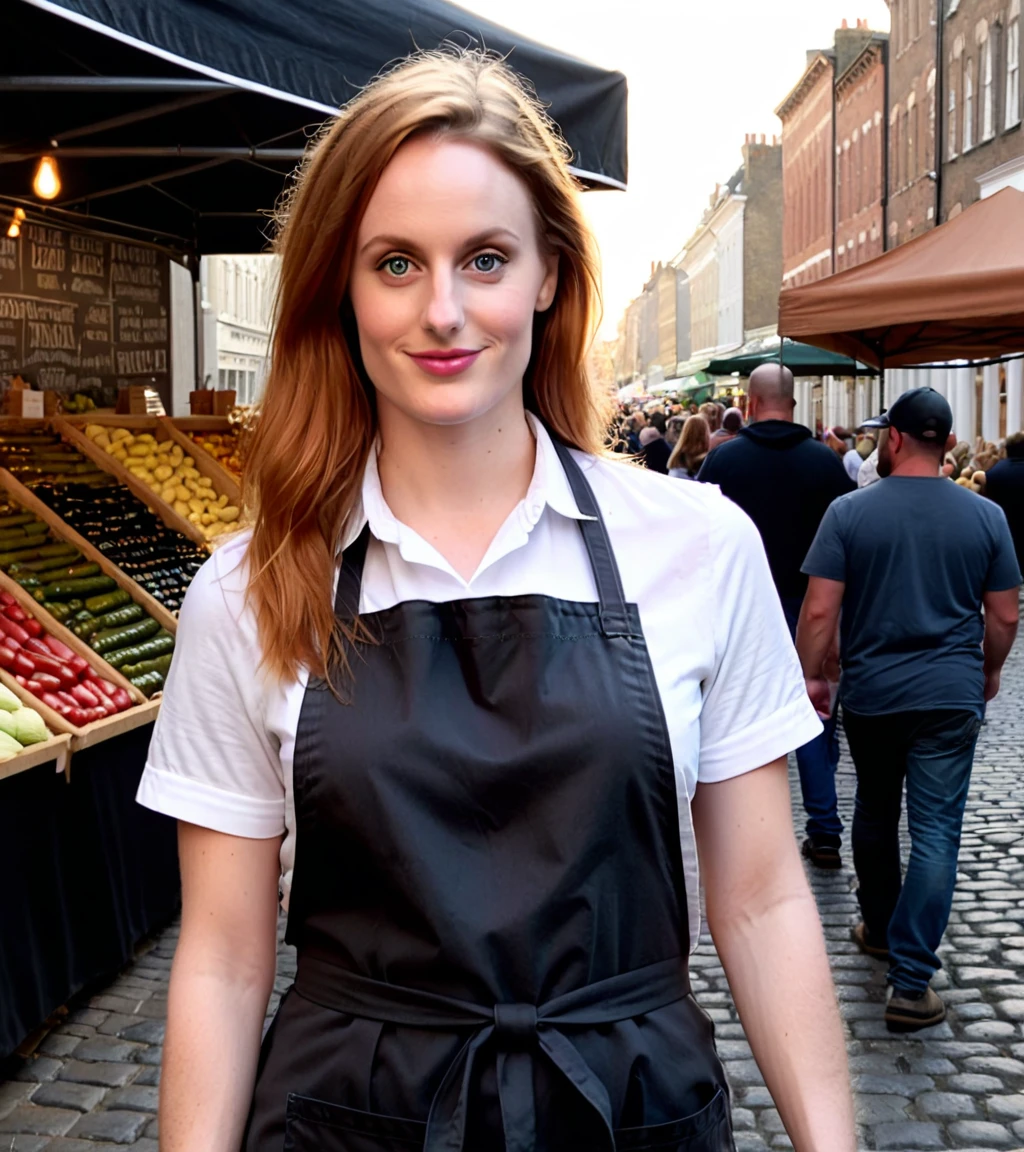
[
  {"xmin": 60, "ymin": 415, "xmax": 242, "ymax": 537},
  {"xmin": 52, "ymin": 416, "xmax": 208, "ymax": 548},
  {"xmin": 0, "ymin": 666, "xmax": 160, "ymax": 752},
  {"xmin": 0, "ymin": 470, "xmax": 179, "ymax": 635},
  {"xmin": 0, "ymin": 732, "xmax": 71, "ymax": 783},
  {"xmin": 0, "ymin": 569, "xmax": 149, "ymax": 699}
]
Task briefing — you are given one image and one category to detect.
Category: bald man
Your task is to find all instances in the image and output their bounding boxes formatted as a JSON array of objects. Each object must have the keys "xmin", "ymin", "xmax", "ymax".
[{"xmin": 699, "ymin": 364, "xmax": 855, "ymax": 868}]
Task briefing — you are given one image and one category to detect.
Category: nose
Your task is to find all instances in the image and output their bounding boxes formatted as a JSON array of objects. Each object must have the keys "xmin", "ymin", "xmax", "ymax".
[{"xmin": 422, "ymin": 267, "xmax": 464, "ymax": 337}]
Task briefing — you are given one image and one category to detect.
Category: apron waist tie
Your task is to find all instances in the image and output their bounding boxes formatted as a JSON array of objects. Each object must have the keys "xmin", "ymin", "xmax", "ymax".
[{"xmin": 295, "ymin": 950, "xmax": 691, "ymax": 1152}]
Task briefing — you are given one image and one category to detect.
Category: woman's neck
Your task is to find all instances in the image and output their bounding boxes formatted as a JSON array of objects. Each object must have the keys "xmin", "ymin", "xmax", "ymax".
[{"xmin": 375, "ymin": 395, "xmax": 536, "ymax": 581}]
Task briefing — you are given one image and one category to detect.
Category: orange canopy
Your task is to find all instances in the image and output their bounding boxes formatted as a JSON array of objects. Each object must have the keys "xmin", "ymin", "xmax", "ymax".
[{"xmin": 778, "ymin": 188, "xmax": 1024, "ymax": 368}]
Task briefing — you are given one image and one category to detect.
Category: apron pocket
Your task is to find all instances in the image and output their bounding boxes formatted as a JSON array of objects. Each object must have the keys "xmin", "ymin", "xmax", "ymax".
[
  {"xmin": 284, "ymin": 1093, "xmax": 427, "ymax": 1152},
  {"xmin": 613, "ymin": 1087, "xmax": 733, "ymax": 1151}
]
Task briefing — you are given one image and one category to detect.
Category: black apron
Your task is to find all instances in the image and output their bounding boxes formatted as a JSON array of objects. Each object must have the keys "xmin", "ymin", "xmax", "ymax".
[{"xmin": 244, "ymin": 442, "xmax": 734, "ymax": 1151}]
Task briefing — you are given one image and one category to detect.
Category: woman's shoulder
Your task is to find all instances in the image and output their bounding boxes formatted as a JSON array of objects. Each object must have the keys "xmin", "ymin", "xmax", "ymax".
[{"xmin": 177, "ymin": 529, "xmax": 256, "ymax": 639}]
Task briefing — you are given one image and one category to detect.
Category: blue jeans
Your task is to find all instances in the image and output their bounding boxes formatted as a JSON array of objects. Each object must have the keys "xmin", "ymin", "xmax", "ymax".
[
  {"xmin": 781, "ymin": 597, "xmax": 843, "ymax": 847},
  {"xmin": 843, "ymin": 708, "xmax": 982, "ymax": 994}
]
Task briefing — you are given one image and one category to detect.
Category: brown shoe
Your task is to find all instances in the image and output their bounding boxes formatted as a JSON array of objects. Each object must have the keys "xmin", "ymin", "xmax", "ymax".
[
  {"xmin": 852, "ymin": 922, "xmax": 889, "ymax": 960},
  {"xmin": 885, "ymin": 986, "xmax": 946, "ymax": 1033},
  {"xmin": 801, "ymin": 837, "xmax": 842, "ymax": 870}
]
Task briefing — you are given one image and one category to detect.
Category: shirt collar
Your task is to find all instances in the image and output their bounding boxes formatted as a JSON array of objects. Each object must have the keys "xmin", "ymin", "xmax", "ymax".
[{"xmin": 340, "ymin": 412, "xmax": 593, "ymax": 554}]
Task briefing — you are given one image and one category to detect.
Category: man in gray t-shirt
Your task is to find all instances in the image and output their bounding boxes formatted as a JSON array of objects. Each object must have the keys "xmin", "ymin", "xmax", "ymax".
[{"xmin": 797, "ymin": 387, "xmax": 1020, "ymax": 1034}]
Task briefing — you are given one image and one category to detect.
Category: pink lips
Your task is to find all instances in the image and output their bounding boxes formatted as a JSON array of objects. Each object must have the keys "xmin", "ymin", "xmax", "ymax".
[{"xmin": 406, "ymin": 348, "xmax": 483, "ymax": 377}]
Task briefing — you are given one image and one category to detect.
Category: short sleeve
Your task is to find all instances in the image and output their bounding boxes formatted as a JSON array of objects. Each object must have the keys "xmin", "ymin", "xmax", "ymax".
[
  {"xmin": 984, "ymin": 505, "xmax": 1023, "ymax": 591},
  {"xmin": 135, "ymin": 543, "xmax": 286, "ymax": 839},
  {"xmin": 698, "ymin": 497, "xmax": 822, "ymax": 783},
  {"xmin": 801, "ymin": 501, "xmax": 848, "ymax": 583}
]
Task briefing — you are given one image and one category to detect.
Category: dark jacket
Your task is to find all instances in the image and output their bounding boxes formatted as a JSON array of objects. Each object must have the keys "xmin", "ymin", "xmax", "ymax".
[
  {"xmin": 641, "ymin": 436, "xmax": 671, "ymax": 475},
  {"xmin": 984, "ymin": 458, "xmax": 1024, "ymax": 571},
  {"xmin": 697, "ymin": 419, "xmax": 855, "ymax": 600}
]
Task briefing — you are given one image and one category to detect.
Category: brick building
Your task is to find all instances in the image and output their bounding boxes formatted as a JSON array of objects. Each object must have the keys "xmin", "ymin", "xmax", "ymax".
[
  {"xmin": 886, "ymin": 0, "xmax": 940, "ymax": 245},
  {"xmin": 835, "ymin": 37, "xmax": 889, "ymax": 269},
  {"xmin": 777, "ymin": 51, "xmax": 835, "ymax": 287},
  {"xmin": 674, "ymin": 136, "xmax": 783, "ymax": 364},
  {"xmin": 943, "ymin": 0, "xmax": 1024, "ymax": 212}
]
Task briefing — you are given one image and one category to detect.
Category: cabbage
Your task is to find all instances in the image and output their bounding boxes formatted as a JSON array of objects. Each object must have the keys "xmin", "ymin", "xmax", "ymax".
[
  {"xmin": 0, "ymin": 710, "xmax": 18, "ymax": 740},
  {"xmin": 11, "ymin": 707, "xmax": 49, "ymax": 745},
  {"xmin": 0, "ymin": 683, "xmax": 21, "ymax": 713},
  {"xmin": 0, "ymin": 729, "xmax": 23, "ymax": 760}
]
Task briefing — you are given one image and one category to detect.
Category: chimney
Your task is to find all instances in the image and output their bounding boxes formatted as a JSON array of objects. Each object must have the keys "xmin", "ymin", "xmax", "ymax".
[
  {"xmin": 841, "ymin": 17, "xmax": 848, "ymax": 28},
  {"xmin": 759, "ymin": 133, "xmax": 766, "ymax": 145}
]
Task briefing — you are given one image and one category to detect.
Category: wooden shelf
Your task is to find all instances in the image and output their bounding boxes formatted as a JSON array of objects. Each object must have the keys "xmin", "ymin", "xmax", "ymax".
[
  {"xmin": 0, "ymin": 733, "xmax": 71, "ymax": 783},
  {"xmin": 0, "ymin": 469, "xmax": 179, "ymax": 636}
]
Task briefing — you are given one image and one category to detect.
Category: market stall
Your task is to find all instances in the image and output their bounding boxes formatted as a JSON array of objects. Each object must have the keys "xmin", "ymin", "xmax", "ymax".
[{"xmin": 0, "ymin": 0, "xmax": 630, "ymax": 1059}]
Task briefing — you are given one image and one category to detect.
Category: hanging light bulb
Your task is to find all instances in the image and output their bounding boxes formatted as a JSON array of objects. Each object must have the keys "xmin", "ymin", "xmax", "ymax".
[
  {"xmin": 32, "ymin": 156, "xmax": 61, "ymax": 200},
  {"xmin": 6, "ymin": 222, "xmax": 19, "ymax": 239}
]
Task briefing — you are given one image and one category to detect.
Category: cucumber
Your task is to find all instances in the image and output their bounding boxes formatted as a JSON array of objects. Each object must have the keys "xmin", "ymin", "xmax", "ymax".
[
  {"xmin": 129, "ymin": 670, "xmax": 164, "ymax": 694},
  {"xmin": 44, "ymin": 602, "xmax": 72, "ymax": 622},
  {"xmin": 121, "ymin": 653, "xmax": 173, "ymax": 679},
  {"xmin": 91, "ymin": 618, "xmax": 160, "ymax": 654},
  {"xmin": 84, "ymin": 589, "xmax": 130, "ymax": 614},
  {"xmin": 40, "ymin": 563, "xmax": 99, "ymax": 586},
  {"xmin": 106, "ymin": 633, "xmax": 175, "ymax": 668},
  {"xmin": 43, "ymin": 576, "xmax": 115, "ymax": 600}
]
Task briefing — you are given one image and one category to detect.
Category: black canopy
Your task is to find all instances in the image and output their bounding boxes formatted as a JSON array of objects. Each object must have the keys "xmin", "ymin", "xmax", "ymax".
[{"xmin": 0, "ymin": 0, "xmax": 627, "ymax": 254}]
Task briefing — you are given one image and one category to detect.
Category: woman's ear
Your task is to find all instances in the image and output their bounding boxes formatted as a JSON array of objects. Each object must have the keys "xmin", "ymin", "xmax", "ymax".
[{"xmin": 535, "ymin": 252, "xmax": 559, "ymax": 313}]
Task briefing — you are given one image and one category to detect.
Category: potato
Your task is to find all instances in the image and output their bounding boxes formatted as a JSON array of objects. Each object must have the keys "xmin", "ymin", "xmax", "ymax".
[
  {"xmin": 157, "ymin": 439, "xmax": 175, "ymax": 454},
  {"xmin": 154, "ymin": 464, "xmax": 173, "ymax": 482},
  {"xmin": 111, "ymin": 428, "xmax": 132, "ymax": 444},
  {"xmin": 173, "ymin": 500, "xmax": 191, "ymax": 517},
  {"xmin": 196, "ymin": 476, "xmax": 213, "ymax": 489},
  {"xmin": 217, "ymin": 506, "xmax": 240, "ymax": 523},
  {"xmin": 217, "ymin": 493, "xmax": 228, "ymax": 508},
  {"xmin": 175, "ymin": 485, "xmax": 191, "ymax": 503}
]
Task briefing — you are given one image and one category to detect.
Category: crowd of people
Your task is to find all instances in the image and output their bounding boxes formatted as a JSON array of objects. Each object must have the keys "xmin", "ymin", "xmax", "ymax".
[{"xmin": 619, "ymin": 367, "xmax": 1022, "ymax": 1033}]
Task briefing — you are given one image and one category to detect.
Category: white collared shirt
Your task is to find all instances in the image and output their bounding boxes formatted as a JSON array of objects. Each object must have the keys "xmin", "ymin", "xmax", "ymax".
[{"xmin": 137, "ymin": 415, "xmax": 820, "ymax": 947}]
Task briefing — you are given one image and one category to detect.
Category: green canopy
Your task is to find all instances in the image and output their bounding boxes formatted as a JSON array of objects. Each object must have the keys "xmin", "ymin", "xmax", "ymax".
[{"xmin": 706, "ymin": 339, "xmax": 878, "ymax": 377}]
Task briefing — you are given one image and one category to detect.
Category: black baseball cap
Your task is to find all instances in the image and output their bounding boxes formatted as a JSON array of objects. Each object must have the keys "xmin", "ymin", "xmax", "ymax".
[{"xmin": 862, "ymin": 387, "xmax": 953, "ymax": 443}]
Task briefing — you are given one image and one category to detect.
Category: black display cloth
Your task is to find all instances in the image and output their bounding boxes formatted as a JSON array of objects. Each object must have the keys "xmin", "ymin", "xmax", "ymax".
[
  {"xmin": 0, "ymin": 724, "xmax": 180, "ymax": 1058},
  {"xmin": 2, "ymin": 0, "xmax": 627, "ymax": 253}
]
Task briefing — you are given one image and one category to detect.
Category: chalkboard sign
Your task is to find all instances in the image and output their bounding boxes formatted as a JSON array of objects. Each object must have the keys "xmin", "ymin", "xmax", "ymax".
[{"xmin": 0, "ymin": 222, "xmax": 171, "ymax": 409}]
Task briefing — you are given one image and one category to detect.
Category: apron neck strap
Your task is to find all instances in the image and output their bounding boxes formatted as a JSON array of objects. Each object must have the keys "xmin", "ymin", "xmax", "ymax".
[
  {"xmin": 549, "ymin": 440, "xmax": 632, "ymax": 639},
  {"xmin": 335, "ymin": 443, "xmax": 632, "ymax": 639}
]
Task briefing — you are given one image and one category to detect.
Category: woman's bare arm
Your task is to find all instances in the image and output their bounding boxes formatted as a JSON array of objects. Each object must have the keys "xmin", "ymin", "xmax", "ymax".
[
  {"xmin": 160, "ymin": 823, "xmax": 282, "ymax": 1152},
  {"xmin": 692, "ymin": 759, "xmax": 855, "ymax": 1152}
]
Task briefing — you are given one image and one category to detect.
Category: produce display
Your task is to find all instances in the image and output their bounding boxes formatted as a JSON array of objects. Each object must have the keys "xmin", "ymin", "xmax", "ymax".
[
  {"xmin": 185, "ymin": 428, "xmax": 243, "ymax": 483},
  {"xmin": 0, "ymin": 681, "xmax": 52, "ymax": 760},
  {"xmin": 83, "ymin": 424, "xmax": 241, "ymax": 540},
  {"xmin": 0, "ymin": 429, "xmax": 108, "ymax": 486},
  {"xmin": 62, "ymin": 393, "xmax": 98, "ymax": 415},
  {"xmin": 0, "ymin": 588, "xmax": 135, "ymax": 727},
  {"xmin": 0, "ymin": 499, "xmax": 176, "ymax": 696},
  {"xmin": 29, "ymin": 481, "xmax": 204, "ymax": 617}
]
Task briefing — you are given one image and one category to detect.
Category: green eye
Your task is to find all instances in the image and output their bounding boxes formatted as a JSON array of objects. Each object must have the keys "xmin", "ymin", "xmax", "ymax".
[
  {"xmin": 472, "ymin": 253, "xmax": 505, "ymax": 273},
  {"xmin": 382, "ymin": 256, "xmax": 411, "ymax": 276}
]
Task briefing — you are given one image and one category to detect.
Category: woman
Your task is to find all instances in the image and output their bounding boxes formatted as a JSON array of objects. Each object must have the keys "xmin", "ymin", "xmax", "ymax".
[
  {"xmin": 668, "ymin": 414, "xmax": 711, "ymax": 478},
  {"xmin": 139, "ymin": 50, "xmax": 854, "ymax": 1152}
]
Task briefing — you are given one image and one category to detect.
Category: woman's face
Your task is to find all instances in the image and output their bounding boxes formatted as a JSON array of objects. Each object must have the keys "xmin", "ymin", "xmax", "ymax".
[{"xmin": 349, "ymin": 135, "xmax": 558, "ymax": 430}]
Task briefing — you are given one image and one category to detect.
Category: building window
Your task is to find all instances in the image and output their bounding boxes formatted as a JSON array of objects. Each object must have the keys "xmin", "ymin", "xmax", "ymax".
[
  {"xmin": 910, "ymin": 0, "xmax": 919, "ymax": 41},
  {"xmin": 218, "ymin": 368, "xmax": 226, "ymax": 388},
  {"xmin": 982, "ymin": 35, "xmax": 996, "ymax": 141},
  {"xmin": 929, "ymin": 82, "xmax": 936, "ymax": 170},
  {"xmin": 948, "ymin": 75, "xmax": 958, "ymax": 159},
  {"xmin": 964, "ymin": 56, "xmax": 975, "ymax": 150},
  {"xmin": 910, "ymin": 103, "xmax": 920, "ymax": 180},
  {"xmin": 1007, "ymin": 18, "xmax": 1021, "ymax": 129}
]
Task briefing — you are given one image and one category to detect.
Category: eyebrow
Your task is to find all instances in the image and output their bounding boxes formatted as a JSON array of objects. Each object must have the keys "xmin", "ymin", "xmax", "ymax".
[{"xmin": 358, "ymin": 227, "xmax": 522, "ymax": 257}]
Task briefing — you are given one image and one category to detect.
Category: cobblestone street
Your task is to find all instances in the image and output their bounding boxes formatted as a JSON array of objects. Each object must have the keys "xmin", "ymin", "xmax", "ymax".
[{"xmin": 3, "ymin": 641, "xmax": 1024, "ymax": 1151}]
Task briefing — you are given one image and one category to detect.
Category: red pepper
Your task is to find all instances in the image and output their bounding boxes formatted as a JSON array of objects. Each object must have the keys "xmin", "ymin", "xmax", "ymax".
[
  {"xmin": 14, "ymin": 674, "xmax": 26, "ymax": 686},
  {"xmin": 26, "ymin": 679, "xmax": 44, "ymax": 694},
  {"xmin": 24, "ymin": 638, "xmax": 52, "ymax": 658},
  {"xmin": 70, "ymin": 683, "xmax": 100, "ymax": 708},
  {"xmin": 82, "ymin": 666, "xmax": 98, "ymax": 681},
  {"xmin": 0, "ymin": 645, "xmax": 16, "ymax": 670},
  {"xmin": 56, "ymin": 691, "xmax": 78, "ymax": 708},
  {"xmin": 43, "ymin": 636, "xmax": 76, "ymax": 663},
  {"xmin": 110, "ymin": 688, "xmax": 133, "ymax": 712},
  {"xmin": 4, "ymin": 605, "xmax": 26, "ymax": 622},
  {"xmin": 13, "ymin": 652, "xmax": 35, "ymax": 679},
  {"xmin": 22, "ymin": 618, "xmax": 42, "ymax": 638},
  {"xmin": 41, "ymin": 692, "xmax": 72, "ymax": 716},
  {"xmin": 24, "ymin": 651, "xmax": 76, "ymax": 686},
  {"xmin": 64, "ymin": 706, "xmax": 89, "ymax": 727},
  {"xmin": 0, "ymin": 616, "xmax": 30, "ymax": 645},
  {"xmin": 26, "ymin": 671, "xmax": 61, "ymax": 692},
  {"xmin": 68, "ymin": 656, "xmax": 90, "ymax": 677},
  {"xmin": 0, "ymin": 591, "xmax": 15, "ymax": 606},
  {"xmin": 91, "ymin": 678, "xmax": 115, "ymax": 701},
  {"xmin": 4, "ymin": 635, "xmax": 20, "ymax": 650}
]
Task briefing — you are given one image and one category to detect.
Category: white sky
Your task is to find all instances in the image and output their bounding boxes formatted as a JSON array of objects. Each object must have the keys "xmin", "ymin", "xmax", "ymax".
[{"xmin": 466, "ymin": 0, "xmax": 892, "ymax": 337}]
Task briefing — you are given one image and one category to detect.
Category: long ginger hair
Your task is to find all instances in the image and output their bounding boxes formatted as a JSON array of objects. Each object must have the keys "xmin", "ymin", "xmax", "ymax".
[{"xmin": 244, "ymin": 49, "xmax": 609, "ymax": 684}]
